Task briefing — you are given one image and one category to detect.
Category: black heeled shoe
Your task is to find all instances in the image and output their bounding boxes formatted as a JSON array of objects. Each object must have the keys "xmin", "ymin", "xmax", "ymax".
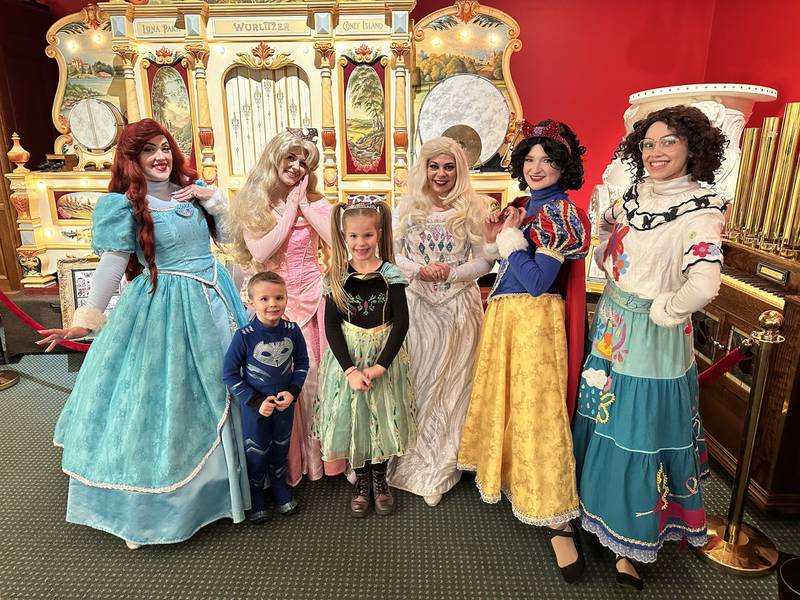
[
  {"xmin": 615, "ymin": 557, "xmax": 644, "ymax": 592},
  {"xmin": 548, "ymin": 520, "xmax": 586, "ymax": 584}
]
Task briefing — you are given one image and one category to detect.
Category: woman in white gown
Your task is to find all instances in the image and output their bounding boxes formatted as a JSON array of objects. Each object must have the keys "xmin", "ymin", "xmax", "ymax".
[{"xmin": 387, "ymin": 137, "xmax": 492, "ymax": 506}]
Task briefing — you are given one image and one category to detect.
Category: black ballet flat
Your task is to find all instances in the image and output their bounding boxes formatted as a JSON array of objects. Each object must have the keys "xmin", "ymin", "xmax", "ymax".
[
  {"xmin": 548, "ymin": 519, "xmax": 586, "ymax": 584},
  {"xmin": 615, "ymin": 557, "xmax": 644, "ymax": 592}
]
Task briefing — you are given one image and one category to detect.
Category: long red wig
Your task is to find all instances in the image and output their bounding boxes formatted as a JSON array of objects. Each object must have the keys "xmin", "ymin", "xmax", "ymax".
[{"xmin": 108, "ymin": 119, "xmax": 217, "ymax": 289}]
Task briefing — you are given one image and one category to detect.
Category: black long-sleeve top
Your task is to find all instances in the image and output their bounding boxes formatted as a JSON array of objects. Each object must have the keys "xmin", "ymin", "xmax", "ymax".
[{"xmin": 324, "ymin": 263, "xmax": 409, "ymax": 372}]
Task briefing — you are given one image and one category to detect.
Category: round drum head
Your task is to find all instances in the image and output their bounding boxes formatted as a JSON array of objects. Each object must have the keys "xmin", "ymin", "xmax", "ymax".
[
  {"xmin": 68, "ymin": 98, "xmax": 124, "ymax": 152},
  {"xmin": 442, "ymin": 124, "xmax": 482, "ymax": 168},
  {"xmin": 418, "ymin": 74, "xmax": 510, "ymax": 166}
]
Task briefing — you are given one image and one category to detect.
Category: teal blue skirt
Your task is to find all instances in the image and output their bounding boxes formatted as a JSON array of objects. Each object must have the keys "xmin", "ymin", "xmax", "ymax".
[
  {"xmin": 55, "ymin": 264, "xmax": 251, "ymax": 545},
  {"xmin": 572, "ymin": 282, "xmax": 708, "ymax": 563}
]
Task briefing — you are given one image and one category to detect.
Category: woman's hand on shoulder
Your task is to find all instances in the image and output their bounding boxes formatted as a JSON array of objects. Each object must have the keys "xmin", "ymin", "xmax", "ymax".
[{"xmin": 36, "ymin": 326, "xmax": 91, "ymax": 352}]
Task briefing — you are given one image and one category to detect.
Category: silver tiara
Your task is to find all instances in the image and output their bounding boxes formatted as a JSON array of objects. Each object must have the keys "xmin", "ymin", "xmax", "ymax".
[
  {"xmin": 345, "ymin": 194, "xmax": 384, "ymax": 211},
  {"xmin": 287, "ymin": 127, "xmax": 319, "ymax": 143}
]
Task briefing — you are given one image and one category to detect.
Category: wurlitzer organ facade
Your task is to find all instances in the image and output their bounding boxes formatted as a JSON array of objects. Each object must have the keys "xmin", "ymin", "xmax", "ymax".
[{"xmin": 4, "ymin": 0, "xmax": 416, "ymax": 288}]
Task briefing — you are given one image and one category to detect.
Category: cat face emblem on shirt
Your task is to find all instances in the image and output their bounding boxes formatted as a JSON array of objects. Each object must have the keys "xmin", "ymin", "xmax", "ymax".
[{"xmin": 253, "ymin": 339, "xmax": 293, "ymax": 368}]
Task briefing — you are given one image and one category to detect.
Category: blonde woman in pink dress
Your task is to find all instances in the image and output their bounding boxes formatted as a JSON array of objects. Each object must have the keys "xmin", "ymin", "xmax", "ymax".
[{"xmin": 227, "ymin": 129, "xmax": 346, "ymax": 484}]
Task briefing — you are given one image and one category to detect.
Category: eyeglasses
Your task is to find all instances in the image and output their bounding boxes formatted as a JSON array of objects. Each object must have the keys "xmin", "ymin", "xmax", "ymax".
[{"xmin": 638, "ymin": 135, "xmax": 682, "ymax": 153}]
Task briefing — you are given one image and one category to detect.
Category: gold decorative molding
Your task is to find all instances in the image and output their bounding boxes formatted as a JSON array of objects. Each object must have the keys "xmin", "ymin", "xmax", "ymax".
[
  {"xmin": 455, "ymin": 0, "xmax": 480, "ymax": 23},
  {"xmin": 343, "ymin": 44, "xmax": 380, "ymax": 64},
  {"xmin": 141, "ymin": 46, "xmax": 186, "ymax": 67},
  {"xmin": 111, "ymin": 43, "xmax": 138, "ymax": 67},
  {"xmin": 390, "ymin": 41, "xmax": 411, "ymax": 66},
  {"xmin": 234, "ymin": 42, "xmax": 294, "ymax": 70},
  {"xmin": 184, "ymin": 42, "xmax": 210, "ymax": 69},
  {"xmin": 314, "ymin": 41, "xmax": 335, "ymax": 68}
]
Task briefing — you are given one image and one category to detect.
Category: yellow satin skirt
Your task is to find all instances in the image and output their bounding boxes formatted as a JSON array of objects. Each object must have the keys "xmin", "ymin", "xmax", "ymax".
[{"xmin": 457, "ymin": 293, "xmax": 579, "ymax": 526}]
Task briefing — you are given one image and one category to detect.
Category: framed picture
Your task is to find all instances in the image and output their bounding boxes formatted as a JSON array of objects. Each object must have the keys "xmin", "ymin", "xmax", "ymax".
[{"xmin": 57, "ymin": 256, "xmax": 126, "ymax": 333}]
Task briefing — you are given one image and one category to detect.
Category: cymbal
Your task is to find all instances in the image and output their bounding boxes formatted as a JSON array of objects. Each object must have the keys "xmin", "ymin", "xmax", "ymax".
[{"xmin": 442, "ymin": 124, "xmax": 482, "ymax": 168}]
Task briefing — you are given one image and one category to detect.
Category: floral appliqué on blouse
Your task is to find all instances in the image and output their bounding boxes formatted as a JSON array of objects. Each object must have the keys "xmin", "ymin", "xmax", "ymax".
[
  {"xmin": 604, "ymin": 223, "xmax": 631, "ymax": 281},
  {"xmin": 347, "ymin": 292, "xmax": 386, "ymax": 316},
  {"xmin": 689, "ymin": 242, "xmax": 722, "ymax": 258}
]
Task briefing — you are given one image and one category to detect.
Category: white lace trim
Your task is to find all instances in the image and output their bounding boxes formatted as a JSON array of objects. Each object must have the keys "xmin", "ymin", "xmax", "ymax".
[
  {"xmin": 458, "ymin": 463, "xmax": 579, "ymax": 526},
  {"xmin": 579, "ymin": 504, "xmax": 707, "ymax": 564},
  {"xmin": 55, "ymin": 393, "xmax": 231, "ymax": 494}
]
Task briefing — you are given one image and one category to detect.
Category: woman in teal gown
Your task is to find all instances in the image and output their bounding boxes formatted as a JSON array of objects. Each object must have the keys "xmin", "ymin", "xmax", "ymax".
[{"xmin": 39, "ymin": 119, "xmax": 250, "ymax": 548}]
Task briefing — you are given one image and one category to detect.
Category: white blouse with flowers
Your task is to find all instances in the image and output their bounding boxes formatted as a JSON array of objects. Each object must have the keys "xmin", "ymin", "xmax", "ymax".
[{"xmin": 596, "ymin": 175, "xmax": 727, "ymax": 327}]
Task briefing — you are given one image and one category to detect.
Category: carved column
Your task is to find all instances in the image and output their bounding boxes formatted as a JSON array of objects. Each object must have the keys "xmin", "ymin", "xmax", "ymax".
[
  {"xmin": 391, "ymin": 42, "xmax": 411, "ymax": 191},
  {"xmin": 315, "ymin": 42, "xmax": 338, "ymax": 200},
  {"xmin": 185, "ymin": 43, "xmax": 217, "ymax": 184},
  {"xmin": 5, "ymin": 134, "xmax": 51, "ymax": 287},
  {"xmin": 112, "ymin": 43, "xmax": 140, "ymax": 123}
]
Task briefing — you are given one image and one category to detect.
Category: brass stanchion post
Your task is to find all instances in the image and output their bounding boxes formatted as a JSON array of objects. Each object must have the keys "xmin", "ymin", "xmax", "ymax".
[
  {"xmin": 0, "ymin": 370, "xmax": 20, "ymax": 390},
  {"xmin": 696, "ymin": 310, "xmax": 783, "ymax": 576}
]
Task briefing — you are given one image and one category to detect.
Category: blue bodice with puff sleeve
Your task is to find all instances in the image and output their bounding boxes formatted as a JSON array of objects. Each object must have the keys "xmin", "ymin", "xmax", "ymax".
[
  {"xmin": 91, "ymin": 192, "xmax": 218, "ymax": 279},
  {"xmin": 490, "ymin": 190, "xmax": 590, "ymax": 299}
]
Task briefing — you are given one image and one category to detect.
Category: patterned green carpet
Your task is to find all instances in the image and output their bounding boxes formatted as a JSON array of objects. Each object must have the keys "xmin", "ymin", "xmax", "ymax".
[{"xmin": 1, "ymin": 354, "xmax": 798, "ymax": 599}]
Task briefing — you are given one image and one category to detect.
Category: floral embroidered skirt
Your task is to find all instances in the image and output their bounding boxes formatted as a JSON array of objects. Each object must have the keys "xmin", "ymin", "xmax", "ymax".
[
  {"xmin": 315, "ymin": 321, "xmax": 416, "ymax": 469},
  {"xmin": 572, "ymin": 281, "xmax": 708, "ymax": 563},
  {"xmin": 457, "ymin": 293, "xmax": 580, "ymax": 526}
]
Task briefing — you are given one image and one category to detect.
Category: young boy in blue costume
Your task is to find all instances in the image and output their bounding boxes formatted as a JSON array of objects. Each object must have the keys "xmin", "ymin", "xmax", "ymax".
[{"xmin": 223, "ymin": 271, "xmax": 309, "ymax": 523}]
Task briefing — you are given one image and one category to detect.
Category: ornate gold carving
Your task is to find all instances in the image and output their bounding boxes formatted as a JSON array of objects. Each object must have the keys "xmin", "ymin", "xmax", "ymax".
[
  {"xmin": 7, "ymin": 133, "xmax": 30, "ymax": 174},
  {"xmin": 112, "ymin": 43, "xmax": 139, "ymax": 67},
  {"xmin": 314, "ymin": 42, "xmax": 335, "ymax": 68},
  {"xmin": 9, "ymin": 189, "xmax": 30, "ymax": 220},
  {"xmin": 184, "ymin": 43, "xmax": 210, "ymax": 69},
  {"xmin": 324, "ymin": 164, "xmax": 338, "ymax": 188},
  {"xmin": 390, "ymin": 41, "xmax": 411, "ymax": 66},
  {"xmin": 18, "ymin": 250, "xmax": 43, "ymax": 277},
  {"xmin": 234, "ymin": 42, "xmax": 294, "ymax": 70},
  {"xmin": 343, "ymin": 44, "xmax": 381, "ymax": 64},
  {"xmin": 142, "ymin": 47, "xmax": 187, "ymax": 69},
  {"xmin": 47, "ymin": 4, "xmax": 109, "ymax": 46},
  {"xmin": 455, "ymin": 0, "xmax": 480, "ymax": 23}
]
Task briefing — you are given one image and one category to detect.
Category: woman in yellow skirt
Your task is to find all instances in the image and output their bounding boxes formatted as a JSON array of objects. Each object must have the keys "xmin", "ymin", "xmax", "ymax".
[{"xmin": 458, "ymin": 120, "xmax": 590, "ymax": 583}]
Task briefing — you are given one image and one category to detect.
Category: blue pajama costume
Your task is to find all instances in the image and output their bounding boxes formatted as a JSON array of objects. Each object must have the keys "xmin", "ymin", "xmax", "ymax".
[{"xmin": 223, "ymin": 317, "xmax": 309, "ymax": 518}]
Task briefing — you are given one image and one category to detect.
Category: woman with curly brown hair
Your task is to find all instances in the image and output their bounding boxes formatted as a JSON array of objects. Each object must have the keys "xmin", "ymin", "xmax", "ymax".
[{"xmin": 572, "ymin": 105, "xmax": 728, "ymax": 590}]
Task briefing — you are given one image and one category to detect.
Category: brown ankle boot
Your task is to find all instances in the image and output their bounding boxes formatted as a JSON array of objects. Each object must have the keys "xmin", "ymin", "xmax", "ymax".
[
  {"xmin": 372, "ymin": 469, "xmax": 395, "ymax": 515},
  {"xmin": 350, "ymin": 473, "xmax": 371, "ymax": 517}
]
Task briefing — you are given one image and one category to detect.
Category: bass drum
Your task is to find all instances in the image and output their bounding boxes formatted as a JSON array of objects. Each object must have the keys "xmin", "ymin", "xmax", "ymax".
[{"xmin": 417, "ymin": 74, "xmax": 510, "ymax": 167}]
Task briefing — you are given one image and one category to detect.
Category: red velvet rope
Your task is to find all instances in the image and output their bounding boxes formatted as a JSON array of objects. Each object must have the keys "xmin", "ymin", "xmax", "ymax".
[
  {"xmin": 0, "ymin": 289, "xmax": 90, "ymax": 353},
  {"xmin": 698, "ymin": 347, "xmax": 748, "ymax": 387}
]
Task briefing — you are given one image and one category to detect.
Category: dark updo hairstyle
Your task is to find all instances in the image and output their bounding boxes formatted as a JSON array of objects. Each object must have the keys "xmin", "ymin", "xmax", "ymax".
[
  {"xmin": 616, "ymin": 105, "xmax": 728, "ymax": 184},
  {"xmin": 509, "ymin": 119, "xmax": 586, "ymax": 191}
]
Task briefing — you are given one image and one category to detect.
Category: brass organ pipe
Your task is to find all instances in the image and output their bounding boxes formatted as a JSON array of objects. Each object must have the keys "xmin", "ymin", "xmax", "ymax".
[
  {"xmin": 780, "ymin": 157, "xmax": 800, "ymax": 258},
  {"xmin": 760, "ymin": 103, "xmax": 800, "ymax": 251},
  {"xmin": 742, "ymin": 117, "xmax": 781, "ymax": 245},
  {"xmin": 727, "ymin": 127, "xmax": 760, "ymax": 240}
]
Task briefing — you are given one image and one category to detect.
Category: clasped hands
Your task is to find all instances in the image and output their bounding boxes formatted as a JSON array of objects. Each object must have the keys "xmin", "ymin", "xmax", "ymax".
[
  {"xmin": 285, "ymin": 175, "xmax": 310, "ymax": 208},
  {"xmin": 347, "ymin": 364, "xmax": 386, "ymax": 392},
  {"xmin": 484, "ymin": 205, "xmax": 526, "ymax": 243},
  {"xmin": 418, "ymin": 262, "xmax": 450, "ymax": 282},
  {"xmin": 258, "ymin": 390, "xmax": 294, "ymax": 417}
]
